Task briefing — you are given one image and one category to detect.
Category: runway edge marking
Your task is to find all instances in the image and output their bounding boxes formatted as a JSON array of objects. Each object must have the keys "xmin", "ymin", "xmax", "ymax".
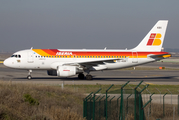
[{"xmin": 145, "ymin": 82, "xmax": 155, "ymax": 85}]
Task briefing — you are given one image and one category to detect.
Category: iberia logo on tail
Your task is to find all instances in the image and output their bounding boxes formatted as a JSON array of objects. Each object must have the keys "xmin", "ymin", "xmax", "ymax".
[{"xmin": 147, "ymin": 33, "xmax": 162, "ymax": 46}]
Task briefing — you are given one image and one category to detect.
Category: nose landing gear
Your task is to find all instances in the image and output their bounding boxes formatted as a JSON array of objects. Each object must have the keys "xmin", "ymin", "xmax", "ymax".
[{"xmin": 27, "ymin": 70, "xmax": 32, "ymax": 80}]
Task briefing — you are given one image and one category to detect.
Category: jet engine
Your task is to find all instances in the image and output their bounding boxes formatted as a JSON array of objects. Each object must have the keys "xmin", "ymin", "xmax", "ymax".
[
  {"xmin": 47, "ymin": 66, "xmax": 81, "ymax": 77},
  {"xmin": 57, "ymin": 66, "xmax": 77, "ymax": 77}
]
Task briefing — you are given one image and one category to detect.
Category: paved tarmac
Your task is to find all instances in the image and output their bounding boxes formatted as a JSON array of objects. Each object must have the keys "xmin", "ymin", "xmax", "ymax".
[{"xmin": 0, "ymin": 61, "xmax": 179, "ymax": 85}]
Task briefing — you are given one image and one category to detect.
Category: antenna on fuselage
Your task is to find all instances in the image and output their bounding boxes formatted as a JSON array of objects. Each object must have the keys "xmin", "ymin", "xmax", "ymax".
[
  {"xmin": 104, "ymin": 47, "xmax": 107, "ymax": 50},
  {"xmin": 31, "ymin": 47, "xmax": 33, "ymax": 50}
]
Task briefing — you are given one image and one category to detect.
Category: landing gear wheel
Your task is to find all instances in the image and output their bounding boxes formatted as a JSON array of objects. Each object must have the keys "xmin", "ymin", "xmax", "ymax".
[
  {"xmin": 86, "ymin": 75, "xmax": 93, "ymax": 80},
  {"xmin": 78, "ymin": 73, "xmax": 85, "ymax": 79},
  {"xmin": 27, "ymin": 75, "xmax": 32, "ymax": 80}
]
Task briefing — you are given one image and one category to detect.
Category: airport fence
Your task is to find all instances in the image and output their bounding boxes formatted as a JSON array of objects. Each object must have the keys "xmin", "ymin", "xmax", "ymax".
[
  {"xmin": 83, "ymin": 81, "xmax": 179, "ymax": 120},
  {"xmin": 83, "ymin": 81, "xmax": 153, "ymax": 120}
]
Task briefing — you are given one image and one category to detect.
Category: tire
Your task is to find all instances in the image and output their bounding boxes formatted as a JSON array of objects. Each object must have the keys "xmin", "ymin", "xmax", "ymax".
[
  {"xmin": 27, "ymin": 75, "xmax": 32, "ymax": 80},
  {"xmin": 78, "ymin": 73, "xmax": 85, "ymax": 79},
  {"xmin": 86, "ymin": 75, "xmax": 93, "ymax": 80}
]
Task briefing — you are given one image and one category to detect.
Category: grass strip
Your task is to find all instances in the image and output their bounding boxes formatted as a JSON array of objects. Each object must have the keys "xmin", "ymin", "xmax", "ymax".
[{"xmin": 65, "ymin": 84, "xmax": 179, "ymax": 94}]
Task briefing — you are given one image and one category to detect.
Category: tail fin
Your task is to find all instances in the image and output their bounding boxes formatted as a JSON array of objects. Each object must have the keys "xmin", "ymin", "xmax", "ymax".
[{"xmin": 132, "ymin": 20, "xmax": 168, "ymax": 52}]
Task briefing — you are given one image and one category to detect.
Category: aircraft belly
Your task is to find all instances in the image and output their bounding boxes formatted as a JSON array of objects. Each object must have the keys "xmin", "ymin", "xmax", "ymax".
[{"xmin": 105, "ymin": 58, "xmax": 154, "ymax": 70}]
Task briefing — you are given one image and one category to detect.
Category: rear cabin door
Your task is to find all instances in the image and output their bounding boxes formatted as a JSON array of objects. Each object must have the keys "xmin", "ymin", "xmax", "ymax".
[{"xmin": 132, "ymin": 52, "xmax": 138, "ymax": 63}]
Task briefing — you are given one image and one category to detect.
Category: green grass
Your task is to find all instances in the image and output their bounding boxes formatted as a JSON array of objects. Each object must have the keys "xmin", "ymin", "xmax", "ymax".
[
  {"xmin": 120, "ymin": 66, "xmax": 179, "ymax": 70},
  {"xmin": 65, "ymin": 84, "xmax": 179, "ymax": 94}
]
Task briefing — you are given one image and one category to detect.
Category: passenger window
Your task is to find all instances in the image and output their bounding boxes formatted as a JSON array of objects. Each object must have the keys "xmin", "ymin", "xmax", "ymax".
[{"xmin": 15, "ymin": 55, "xmax": 17, "ymax": 58}]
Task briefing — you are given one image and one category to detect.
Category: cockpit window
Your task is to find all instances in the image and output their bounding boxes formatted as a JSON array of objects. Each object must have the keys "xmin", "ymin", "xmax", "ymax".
[{"xmin": 11, "ymin": 54, "xmax": 21, "ymax": 58}]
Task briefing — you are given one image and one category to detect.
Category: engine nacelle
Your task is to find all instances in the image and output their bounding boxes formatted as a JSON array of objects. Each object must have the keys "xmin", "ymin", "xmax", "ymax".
[
  {"xmin": 57, "ymin": 66, "xmax": 77, "ymax": 77},
  {"xmin": 47, "ymin": 70, "xmax": 57, "ymax": 76}
]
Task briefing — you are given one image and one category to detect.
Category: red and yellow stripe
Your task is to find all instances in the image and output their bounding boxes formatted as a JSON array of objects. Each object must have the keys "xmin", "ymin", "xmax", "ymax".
[{"xmin": 32, "ymin": 49, "xmax": 170, "ymax": 58}]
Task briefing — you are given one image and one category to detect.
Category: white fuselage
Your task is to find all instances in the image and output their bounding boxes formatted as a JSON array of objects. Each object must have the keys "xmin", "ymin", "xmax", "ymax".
[{"xmin": 3, "ymin": 49, "xmax": 161, "ymax": 71}]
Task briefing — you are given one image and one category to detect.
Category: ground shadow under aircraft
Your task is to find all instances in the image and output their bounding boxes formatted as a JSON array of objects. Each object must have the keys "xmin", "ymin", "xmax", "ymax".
[{"xmin": 10, "ymin": 76, "xmax": 178, "ymax": 83}]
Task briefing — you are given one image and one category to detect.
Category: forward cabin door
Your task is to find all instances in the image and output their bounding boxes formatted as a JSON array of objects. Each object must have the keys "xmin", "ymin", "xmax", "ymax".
[
  {"xmin": 27, "ymin": 52, "xmax": 34, "ymax": 63},
  {"xmin": 132, "ymin": 52, "xmax": 138, "ymax": 63}
]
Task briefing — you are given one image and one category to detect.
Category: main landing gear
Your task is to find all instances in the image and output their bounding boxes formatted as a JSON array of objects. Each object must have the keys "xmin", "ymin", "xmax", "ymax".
[
  {"xmin": 78, "ymin": 73, "xmax": 85, "ymax": 79},
  {"xmin": 86, "ymin": 74, "xmax": 93, "ymax": 80},
  {"xmin": 78, "ymin": 73, "xmax": 93, "ymax": 80},
  {"xmin": 27, "ymin": 70, "xmax": 32, "ymax": 80}
]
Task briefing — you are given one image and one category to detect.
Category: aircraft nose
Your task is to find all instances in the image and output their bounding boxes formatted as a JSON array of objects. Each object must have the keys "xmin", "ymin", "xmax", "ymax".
[{"xmin": 3, "ymin": 58, "xmax": 11, "ymax": 67}]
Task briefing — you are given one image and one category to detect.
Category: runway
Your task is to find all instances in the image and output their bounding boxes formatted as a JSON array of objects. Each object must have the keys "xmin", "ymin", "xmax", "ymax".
[{"xmin": 0, "ymin": 61, "xmax": 179, "ymax": 85}]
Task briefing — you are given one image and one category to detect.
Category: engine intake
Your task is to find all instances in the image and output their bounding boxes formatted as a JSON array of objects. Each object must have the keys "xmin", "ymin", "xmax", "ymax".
[{"xmin": 47, "ymin": 70, "xmax": 57, "ymax": 76}]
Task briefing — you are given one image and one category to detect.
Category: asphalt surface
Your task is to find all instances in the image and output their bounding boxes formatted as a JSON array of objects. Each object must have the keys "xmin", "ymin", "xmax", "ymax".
[{"xmin": 0, "ymin": 61, "xmax": 179, "ymax": 85}]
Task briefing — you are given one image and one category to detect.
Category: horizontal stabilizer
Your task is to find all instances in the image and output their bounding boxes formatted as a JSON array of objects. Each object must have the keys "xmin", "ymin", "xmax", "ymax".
[{"xmin": 147, "ymin": 53, "xmax": 171, "ymax": 59}]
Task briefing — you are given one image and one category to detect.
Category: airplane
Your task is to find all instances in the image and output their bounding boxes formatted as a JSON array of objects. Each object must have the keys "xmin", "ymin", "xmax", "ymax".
[{"xmin": 3, "ymin": 20, "xmax": 171, "ymax": 80}]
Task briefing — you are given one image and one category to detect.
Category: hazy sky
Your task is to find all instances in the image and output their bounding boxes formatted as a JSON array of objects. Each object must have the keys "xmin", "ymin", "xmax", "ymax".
[{"xmin": 0, "ymin": 0, "xmax": 179, "ymax": 52}]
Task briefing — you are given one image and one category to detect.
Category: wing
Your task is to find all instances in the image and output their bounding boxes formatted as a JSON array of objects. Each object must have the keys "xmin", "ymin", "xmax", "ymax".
[
  {"xmin": 63, "ymin": 58, "xmax": 121, "ymax": 68},
  {"xmin": 50, "ymin": 57, "xmax": 128, "ymax": 70}
]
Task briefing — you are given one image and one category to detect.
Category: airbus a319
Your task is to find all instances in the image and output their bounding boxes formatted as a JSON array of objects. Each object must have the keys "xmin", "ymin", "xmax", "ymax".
[{"xmin": 3, "ymin": 20, "xmax": 171, "ymax": 80}]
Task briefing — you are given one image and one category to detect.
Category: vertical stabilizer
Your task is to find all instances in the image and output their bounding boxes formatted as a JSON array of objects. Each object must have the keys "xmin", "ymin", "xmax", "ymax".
[{"xmin": 132, "ymin": 20, "xmax": 168, "ymax": 52}]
